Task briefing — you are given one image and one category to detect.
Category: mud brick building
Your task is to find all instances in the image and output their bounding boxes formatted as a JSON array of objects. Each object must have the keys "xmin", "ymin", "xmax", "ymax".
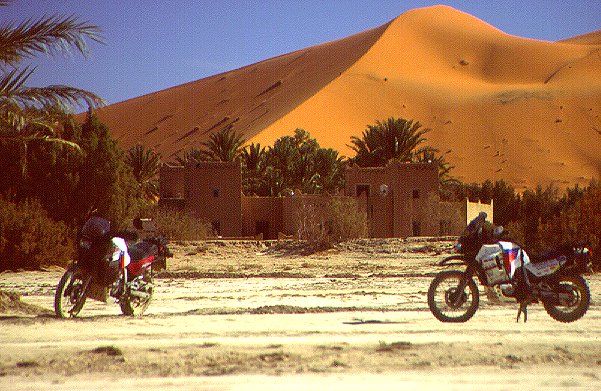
[{"xmin": 159, "ymin": 161, "xmax": 492, "ymax": 239}]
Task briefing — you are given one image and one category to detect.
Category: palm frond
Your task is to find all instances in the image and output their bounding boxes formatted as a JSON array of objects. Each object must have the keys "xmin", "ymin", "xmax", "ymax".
[
  {"xmin": 11, "ymin": 84, "xmax": 105, "ymax": 109},
  {"xmin": 0, "ymin": 14, "xmax": 104, "ymax": 64},
  {"xmin": 1, "ymin": 67, "xmax": 105, "ymax": 111},
  {"xmin": 0, "ymin": 66, "xmax": 33, "ymax": 94}
]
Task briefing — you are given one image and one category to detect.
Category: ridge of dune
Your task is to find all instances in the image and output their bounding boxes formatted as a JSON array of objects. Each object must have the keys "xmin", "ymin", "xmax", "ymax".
[
  {"xmin": 97, "ymin": 5, "xmax": 601, "ymax": 190},
  {"xmin": 250, "ymin": 5, "xmax": 601, "ymax": 190},
  {"xmin": 559, "ymin": 30, "xmax": 601, "ymax": 45},
  {"xmin": 94, "ymin": 21, "xmax": 388, "ymax": 159}
]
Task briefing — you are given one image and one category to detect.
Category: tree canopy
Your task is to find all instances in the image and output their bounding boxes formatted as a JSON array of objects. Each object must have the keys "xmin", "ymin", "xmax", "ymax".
[
  {"xmin": 0, "ymin": 1, "xmax": 105, "ymax": 176},
  {"xmin": 348, "ymin": 117, "xmax": 432, "ymax": 167},
  {"xmin": 242, "ymin": 129, "xmax": 345, "ymax": 196}
]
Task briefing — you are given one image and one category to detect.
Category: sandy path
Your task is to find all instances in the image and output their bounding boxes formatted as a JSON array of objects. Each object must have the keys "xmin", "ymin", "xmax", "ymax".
[{"xmin": 1, "ymin": 240, "xmax": 600, "ymax": 389}]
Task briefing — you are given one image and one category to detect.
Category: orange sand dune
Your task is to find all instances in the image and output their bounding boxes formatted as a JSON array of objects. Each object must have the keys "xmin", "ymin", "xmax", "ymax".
[
  {"xmin": 560, "ymin": 30, "xmax": 601, "ymax": 45},
  {"xmin": 96, "ymin": 5, "xmax": 601, "ymax": 190}
]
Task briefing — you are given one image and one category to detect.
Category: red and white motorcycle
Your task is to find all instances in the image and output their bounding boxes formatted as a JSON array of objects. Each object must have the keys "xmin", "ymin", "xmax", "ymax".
[
  {"xmin": 428, "ymin": 212, "xmax": 591, "ymax": 322},
  {"xmin": 54, "ymin": 217, "xmax": 171, "ymax": 318}
]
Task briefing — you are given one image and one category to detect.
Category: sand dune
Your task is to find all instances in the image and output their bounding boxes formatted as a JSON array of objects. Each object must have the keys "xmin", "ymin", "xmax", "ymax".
[{"xmin": 95, "ymin": 5, "xmax": 601, "ymax": 190}]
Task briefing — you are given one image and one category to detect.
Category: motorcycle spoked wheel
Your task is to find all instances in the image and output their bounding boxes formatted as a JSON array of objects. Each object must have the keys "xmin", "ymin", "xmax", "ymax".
[
  {"xmin": 120, "ymin": 269, "xmax": 153, "ymax": 316},
  {"xmin": 542, "ymin": 274, "xmax": 590, "ymax": 323},
  {"xmin": 54, "ymin": 266, "xmax": 91, "ymax": 318},
  {"xmin": 428, "ymin": 270, "xmax": 480, "ymax": 323}
]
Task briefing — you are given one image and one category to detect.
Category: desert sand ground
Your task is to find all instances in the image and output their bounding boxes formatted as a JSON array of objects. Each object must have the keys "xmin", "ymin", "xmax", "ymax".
[{"xmin": 1, "ymin": 238, "xmax": 600, "ymax": 390}]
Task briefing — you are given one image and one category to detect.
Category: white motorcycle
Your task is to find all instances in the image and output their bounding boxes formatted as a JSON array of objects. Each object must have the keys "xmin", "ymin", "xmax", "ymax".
[{"xmin": 428, "ymin": 212, "xmax": 591, "ymax": 322}]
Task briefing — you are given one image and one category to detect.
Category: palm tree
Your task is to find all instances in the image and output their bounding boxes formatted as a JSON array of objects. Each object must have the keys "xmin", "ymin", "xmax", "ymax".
[
  {"xmin": 349, "ymin": 117, "xmax": 431, "ymax": 167},
  {"xmin": 172, "ymin": 128, "xmax": 246, "ymax": 165},
  {"xmin": 126, "ymin": 144, "xmax": 161, "ymax": 202},
  {"xmin": 311, "ymin": 147, "xmax": 346, "ymax": 194},
  {"xmin": 0, "ymin": 1, "xmax": 105, "ymax": 174},
  {"xmin": 241, "ymin": 142, "xmax": 267, "ymax": 195},
  {"xmin": 171, "ymin": 146, "xmax": 206, "ymax": 166},
  {"xmin": 414, "ymin": 148, "xmax": 457, "ymax": 186},
  {"xmin": 200, "ymin": 127, "xmax": 246, "ymax": 162},
  {"xmin": 241, "ymin": 142, "xmax": 265, "ymax": 171}
]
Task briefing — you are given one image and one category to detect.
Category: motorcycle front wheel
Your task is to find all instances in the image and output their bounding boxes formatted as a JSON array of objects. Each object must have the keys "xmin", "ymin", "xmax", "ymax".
[
  {"xmin": 542, "ymin": 274, "xmax": 590, "ymax": 323},
  {"xmin": 54, "ymin": 266, "xmax": 91, "ymax": 318},
  {"xmin": 120, "ymin": 269, "xmax": 153, "ymax": 316},
  {"xmin": 428, "ymin": 270, "xmax": 480, "ymax": 323}
]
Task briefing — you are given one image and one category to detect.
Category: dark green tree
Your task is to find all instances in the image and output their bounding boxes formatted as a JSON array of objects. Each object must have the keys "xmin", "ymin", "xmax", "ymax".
[
  {"xmin": 200, "ymin": 127, "xmax": 246, "ymax": 162},
  {"xmin": 261, "ymin": 129, "xmax": 345, "ymax": 196},
  {"xmin": 126, "ymin": 144, "xmax": 161, "ymax": 202},
  {"xmin": 241, "ymin": 129, "xmax": 346, "ymax": 196},
  {"xmin": 349, "ymin": 117, "xmax": 432, "ymax": 167},
  {"xmin": 0, "ymin": 1, "xmax": 104, "ymax": 175},
  {"xmin": 75, "ymin": 111, "xmax": 139, "ymax": 228},
  {"xmin": 537, "ymin": 182, "xmax": 600, "ymax": 269},
  {"xmin": 309, "ymin": 147, "xmax": 346, "ymax": 194},
  {"xmin": 241, "ymin": 142, "xmax": 267, "ymax": 195}
]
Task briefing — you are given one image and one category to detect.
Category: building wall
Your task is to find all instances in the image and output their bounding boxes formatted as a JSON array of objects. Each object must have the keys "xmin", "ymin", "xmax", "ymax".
[
  {"xmin": 438, "ymin": 198, "xmax": 494, "ymax": 235},
  {"xmin": 158, "ymin": 161, "xmax": 484, "ymax": 239},
  {"xmin": 159, "ymin": 164, "xmax": 185, "ymax": 199},
  {"xmin": 184, "ymin": 161, "xmax": 241, "ymax": 237},
  {"xmin": 438, "ymin": 200, "xmax": 467, "ymax": 235},
  {"xmin": 241, "ymin": 196, "xmax": 283, "ymax": 239},
  {"xmin": 467, "ymin": 199, "xmax": 494, "ymax": 225},
  {"xmin": 345, "ymin": 162, "xmax": 439, "ymax": 237}
]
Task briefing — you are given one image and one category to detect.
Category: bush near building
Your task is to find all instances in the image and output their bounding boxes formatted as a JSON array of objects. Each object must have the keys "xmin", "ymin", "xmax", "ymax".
[{"xmin": 0, "ymin": 198, "xmax": 74, "ymax": 271}]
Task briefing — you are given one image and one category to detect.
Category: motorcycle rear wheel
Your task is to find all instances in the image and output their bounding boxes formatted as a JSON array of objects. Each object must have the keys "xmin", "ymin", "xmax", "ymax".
[
  {"xmin": 120, "ymin": 270, "xmax": 153, "ymax": 316},
  {"xmin": 542, "ymin": 274, "xmax": 590, "ymax": 323},
  {"xmin": 428, "ymin": 270, "xmax": 480, "ymax": 323},
  {"xmin": 54, "ymin": 266, "xmax": 91, "ymax": 318}
]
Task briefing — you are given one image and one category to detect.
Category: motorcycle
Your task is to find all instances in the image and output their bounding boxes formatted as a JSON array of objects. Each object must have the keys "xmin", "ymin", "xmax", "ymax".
[
  {"xmin": 54, "ymin": 217, "xmax": 172, "ymax": 318},
  {"xmin": 427, "ymin": 212, "xmax": 592, "ymax": 323}
]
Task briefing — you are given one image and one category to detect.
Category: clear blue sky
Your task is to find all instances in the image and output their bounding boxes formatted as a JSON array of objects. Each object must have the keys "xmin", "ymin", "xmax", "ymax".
[{"xmin": 3, "ymin": 0, "xmax": 600, "ymax": 105}]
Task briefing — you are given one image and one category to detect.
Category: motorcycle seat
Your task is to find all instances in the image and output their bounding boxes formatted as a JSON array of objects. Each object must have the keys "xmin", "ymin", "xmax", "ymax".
[
  {"xmin": 127, "ymin": 241, "xmax": 157, "ymax": 262},
  {"xmin": 528, "ymin": 249, "xmax": 563, "ymax": 264}
]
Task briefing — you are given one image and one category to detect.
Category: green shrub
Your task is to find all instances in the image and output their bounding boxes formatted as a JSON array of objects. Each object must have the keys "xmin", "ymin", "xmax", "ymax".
[
  {"xmin": 0, "ymin": 198, "xmax": 74, "ymax": 271},
  {"xmin": 327, "ymin": 197, "xmax": 368, "ymax": 242},
  {"xmin": 295, "ymin": 197, "xmax": 367, "ymax": 246},
  {"xmin": 295, "ymin": 201, "xmax": 327, "ymax": 242},
  {"xmin": 140, "ymin": 206, "xmax": 211, "ymax": 241},
  {"xmin": 537, "ymin": 183, "xmax": 601, "ymax": 270}
]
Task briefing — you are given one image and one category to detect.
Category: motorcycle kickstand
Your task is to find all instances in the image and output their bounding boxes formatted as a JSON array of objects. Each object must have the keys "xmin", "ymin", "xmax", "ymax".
[{"xmin": 516, "ymin": 301, "xmax": 528, "ymax": 323}]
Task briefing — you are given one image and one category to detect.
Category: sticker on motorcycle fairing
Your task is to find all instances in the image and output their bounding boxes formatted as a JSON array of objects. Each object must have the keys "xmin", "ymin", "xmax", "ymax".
[
  {"xmin": 498, "ymin": 241, "xmax": 529, "ymax": 278},
  {"xmin": 524, "ymin": 256, "xmax": 566, "ymax": 277}
]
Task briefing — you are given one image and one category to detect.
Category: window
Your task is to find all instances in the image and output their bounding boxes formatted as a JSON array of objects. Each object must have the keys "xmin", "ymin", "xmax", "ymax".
[
  {"xmin": 412, "ymin": 221, "xmax": 421, "ymax": 236},
  {"xmin": 211, "ymin": 221, "xmax": 221, "ymax": 236},
  {"xmin": 212, "ymin": 188, "xmax": 220, "ymax": 198},
  {"xmin": 439, "ymin": 220, "xmax": 451, "ymax": 236},
  {"xmin": 356, "ymin": 184, "xmax": 370, "ymax": 197},
  {"xmin": 412, "ymin": 189, "xmax": 420, "ymax": 199}
]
